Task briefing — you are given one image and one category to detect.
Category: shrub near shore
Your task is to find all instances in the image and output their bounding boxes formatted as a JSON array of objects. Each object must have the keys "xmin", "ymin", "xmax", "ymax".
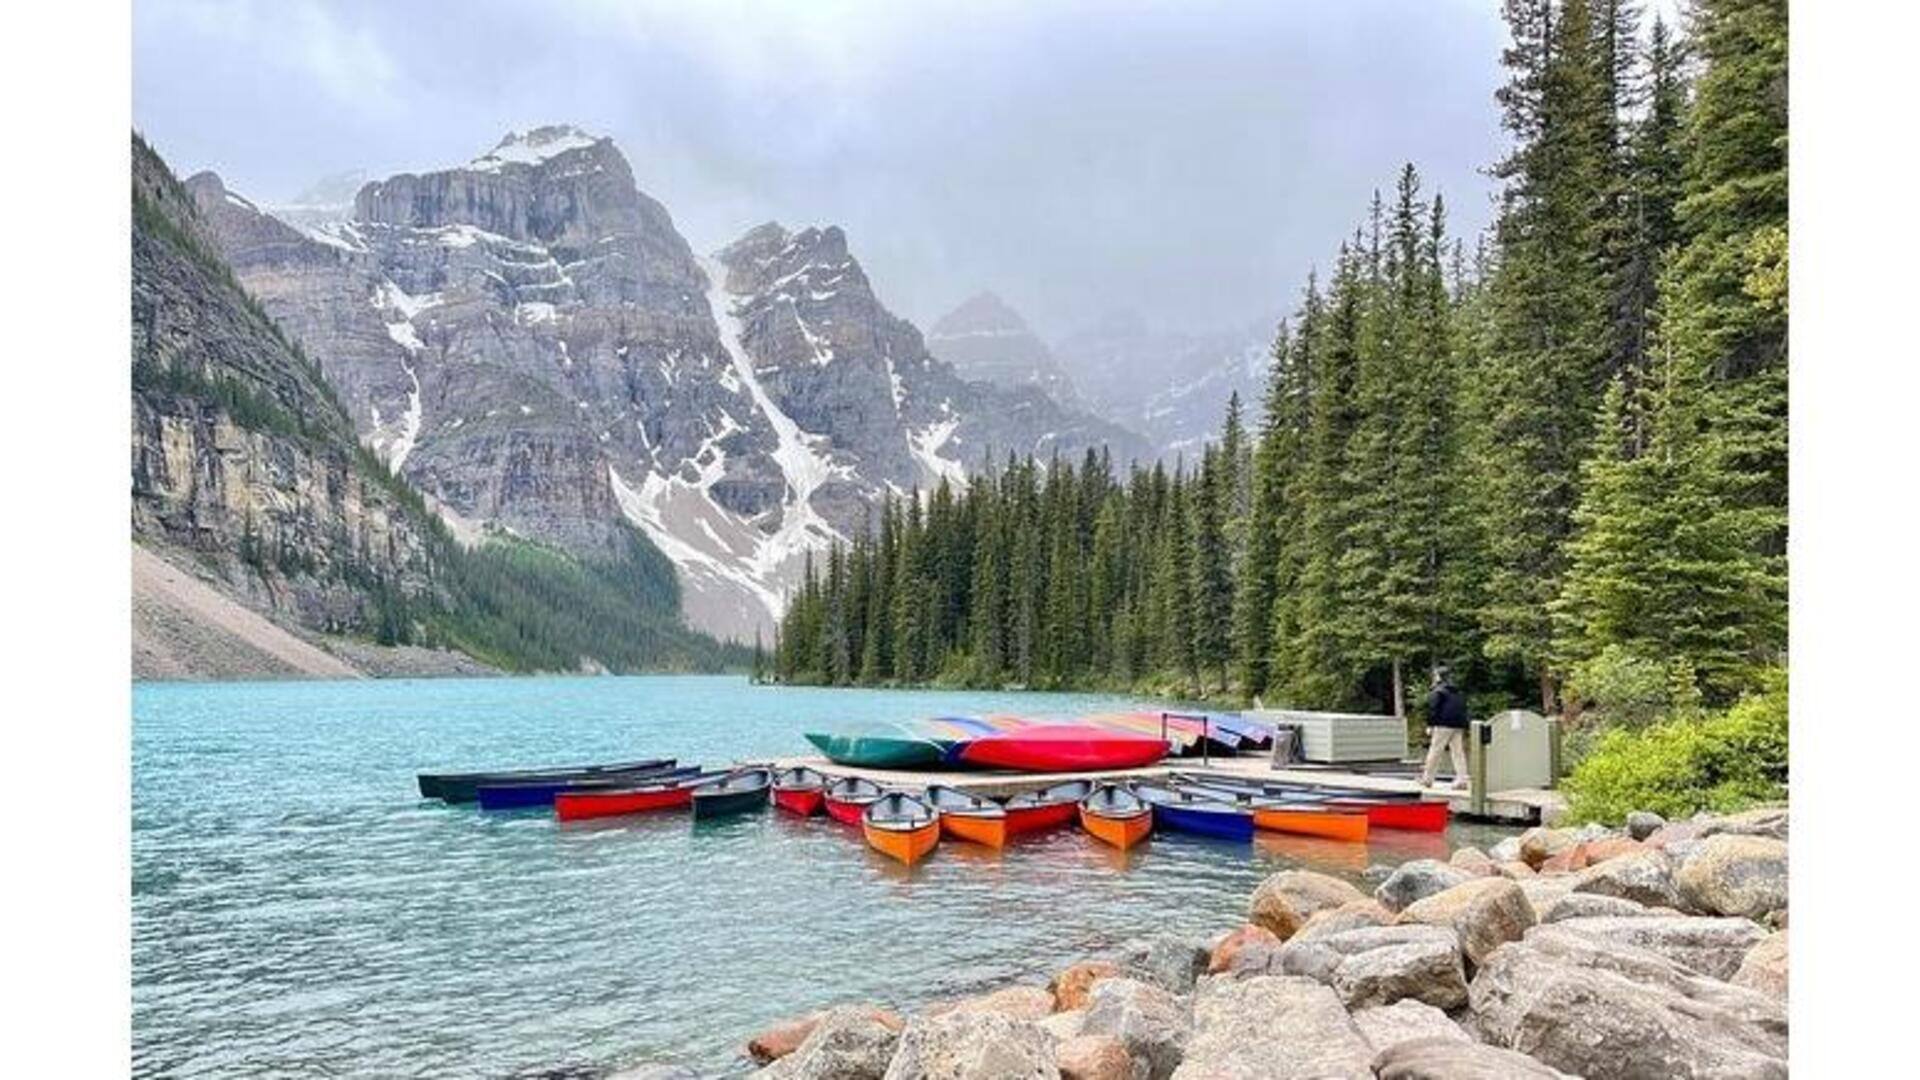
[{"xmin": 715, "ymin": 806, "xmax": 1787, "ymax": 1080}]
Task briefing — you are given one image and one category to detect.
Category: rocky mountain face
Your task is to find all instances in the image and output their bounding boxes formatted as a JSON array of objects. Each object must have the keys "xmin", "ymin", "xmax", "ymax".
[
  {"xmin": 132, "ymin": 134, "xmax": 441, "ymax": 636},
  {"xmin": 193, "ymin": 126, "xmax": 1145, "ymax": 640},
  {"xmin": 926, "ymin": 291, "xmax": 1084, "ymax": 410},
  {"xmin": 1054, "ymin": 312, "xmax": 1276, "ymax": 461}
]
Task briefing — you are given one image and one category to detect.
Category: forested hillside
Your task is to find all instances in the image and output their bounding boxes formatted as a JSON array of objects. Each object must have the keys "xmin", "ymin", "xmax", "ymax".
[{"xmin": 773, "ymin": 0, "xmax": 1787, "ymax": 725}]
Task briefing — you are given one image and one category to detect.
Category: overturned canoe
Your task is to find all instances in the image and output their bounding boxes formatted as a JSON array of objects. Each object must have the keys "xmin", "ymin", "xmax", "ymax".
[
  {"xmin": 691, "ymin": 768, "xmax": 772, "ymax": 820},
  {"xmin": 957, "ymin": 725, "xmax": 1169, "ymax": 772},
  {"xmin": 771, "ymin": 766, "xmax": 830, "ymax": 817},
  {"xmin": 1079, "ymin": 783, "xmax": 1153, "ymax": 850},
  {"xmin": 1251, "ymin": 805, "xmax": 1371, "ymax": 843},
  {"xmin": 823, "ymin": 776, "xmax": 886, "ymax": 826},
  {"xmin": 476, "ymin": 763, "xmax": 696, "ymax": 811},
  {"xmin": 1004, "ymin": 779, "xmax": 1093, "ymax": 835},
  {"xmin": 419, "ymin": 757, "xmax": 673, "ymax": 803},
  {"xmin": 864, "ymin": 792, "xmax": 941, "ymax": 865},
  {"xmin": 1134, "ymin": 783, "xmax": 1255, "ymax": 842},
  {"xmin": 926, "ymin": 785, "xmax": 1008, "ymax": 848},
  {"xmin": 1173, "ymin": 774, "xmax": 1445, "ymax": 832},
  {"xmin": 805, "ymin": 727, "xmax": 950, "ymax": 768},
  {"xmin": 553, "ymin": 768, "xmax": 717, "ymax": 821}
]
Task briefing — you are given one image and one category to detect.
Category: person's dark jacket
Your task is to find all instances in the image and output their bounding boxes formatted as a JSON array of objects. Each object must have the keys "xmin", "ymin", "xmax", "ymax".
[{"xmin": 1427, "ymin": 685, "xmax": 1468, "ymax": 729}]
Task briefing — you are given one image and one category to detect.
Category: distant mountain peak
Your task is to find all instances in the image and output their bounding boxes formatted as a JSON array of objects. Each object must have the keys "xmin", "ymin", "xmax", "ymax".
[
  {"xmin": 931, "ymin": 291, "xmax": 1030, "ymax": 337},
  {"xmin": 469, "ymin": 124, "xmax": 606, "ymax": 171}
]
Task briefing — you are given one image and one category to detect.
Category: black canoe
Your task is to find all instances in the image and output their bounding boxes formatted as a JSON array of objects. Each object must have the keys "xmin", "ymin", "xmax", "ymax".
[
  {"xmin": 690, "ymin": 768, "xmax": 773, "ymax": 819},
  {"xmin": 475, "ymin": 764, "xmax": 701, "ymax": 811},
  {"xmin": 419, "ymin": 756, "xmax": 673, "ymax": 803}
]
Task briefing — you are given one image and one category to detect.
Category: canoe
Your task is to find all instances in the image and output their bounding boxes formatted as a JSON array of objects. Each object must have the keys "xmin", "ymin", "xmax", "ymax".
[
  {"xmin": 957, "ymin": 725, "xmax": 1170, "ymax": 772},
  {"xmin": 926, "ymin": 785, "xmax": 1008, "ymax": 848},
  {"xmin": 863, "ymin": 792, "xmax": 941, "ymax": 865},
  {"xmin": 419, "ymin": 757, "xmax": 673, "ymax": 803},
  {"xmin": 1251, "ymin": 805, "xmax": 1371, "ymax": 843},
  {"xmin": 1079, "ymin": 783, "xmax": 1153, "ymax": 850},
  {"xmin": 1004, "ymin": 779, "xmax": 1093, "ymax": 835},
  {"xmin": 691, "ymin": 768, "xmax": 772, "ymax": 820},
  {"xmin": 1172, "ymin": 774, "xmax": 1446, "ymax": 832},
  {"xmin": 824, "ymin": 776, "xmax": 886, "ymax": 826},
  {"xmin": 771, "ymin": 765, "xmax": 830, "ymax": 816},
  {"xmin": 476, "ymin": 764, "xmax": 696, "ymax": 811},
  {"xmin": 1133, "ymin": 784, "xmax": 1255, "ymax": 842},
  {"xmin": 805, "ymin": 729, "xmax": 950, "ymax": 768},
  {"xmin": 1081, "ymin": 712, "xmax": 1203, "ymax": 754},
  {"xmin": 553, "ymin": 768, "xmax": 718, "ymax": 821}
]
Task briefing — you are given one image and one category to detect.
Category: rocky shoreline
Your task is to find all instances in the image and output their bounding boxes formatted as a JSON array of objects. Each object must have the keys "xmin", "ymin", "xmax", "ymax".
[{"xmin": 646, "ymin": 805, "xmax": 1788, "ymax": 1079}]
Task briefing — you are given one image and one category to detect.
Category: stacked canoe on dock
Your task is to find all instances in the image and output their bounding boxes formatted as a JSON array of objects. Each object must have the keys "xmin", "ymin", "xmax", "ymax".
[{"xmin": 801, "ymin": 711, "xmax": 1281, "ymax": 772}]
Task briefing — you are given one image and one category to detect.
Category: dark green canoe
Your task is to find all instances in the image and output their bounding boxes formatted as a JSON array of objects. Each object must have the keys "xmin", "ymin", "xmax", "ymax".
[{"xmin": 804, "ymin": 729, "xmax": 951, "ymax": 768}]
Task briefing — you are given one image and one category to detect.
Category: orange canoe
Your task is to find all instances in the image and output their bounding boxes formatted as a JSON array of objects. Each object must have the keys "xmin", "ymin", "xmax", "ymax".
[
  {"xmin": 926, "ymin": 784, "xmax": 1009, "ymax": 849},
  {"xmin": 1251, "ymin": 806, "xmax": 1370, "ymax": 843},
  {"xmin": 1079, "ymin": 783, "xmax": 1153, "ymax": 850},
  {"xmin": 863, "ymin": 792, "xmax": 941, "ymax": 865}
]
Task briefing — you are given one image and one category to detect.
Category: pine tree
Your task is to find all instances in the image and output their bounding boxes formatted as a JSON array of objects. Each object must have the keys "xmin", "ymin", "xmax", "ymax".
[
  {"xmin": 1189, "ymin": 446, "xmax": 1233, "ymax": 692},
  {"xmin": 1231, "ymin": 320, "xmax": 1294, "ymax": 697}
]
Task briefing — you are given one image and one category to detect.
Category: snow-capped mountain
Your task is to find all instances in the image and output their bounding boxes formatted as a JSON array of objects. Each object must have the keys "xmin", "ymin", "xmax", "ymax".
[
  {"xmin": 927, "ymin": 291, "xmax": 1085, "ymax": 410},
  {"xmin": 1054, "ymin": 312, "xmax": 1277, "ymax": 461},
  {"xmin": 186, "ymin": 126, "xmax": 1145, "ymax": 640}
]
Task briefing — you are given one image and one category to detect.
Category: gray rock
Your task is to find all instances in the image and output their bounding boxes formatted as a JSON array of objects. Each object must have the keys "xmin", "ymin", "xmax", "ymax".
[
  {"xmin": 1551, "ymin": 914, "xmax": 1768, "ymax": 980},
  {"xmin": 1374, "ymin": 859, "xmax": 1476, "ymax": 912},
  {"xmin": 1248, "ymin": 869, "xmax": 1368, "ymax": 939},
  {"xmin": 1697, "ymin": 806, "xmax": 1788, "ymax": 840},
  {"xmin": 1037, "ymin": 1008, "xmax": 1086, "ymax": 1042},
  {"xmin": 1277, "ymin": 925, "xmax": 1468, "ymax": 1010},
  {"xmin": 1117, "ymin": 935, "xmax": 1211, "ymax": 994},
  {"xmin": 757, "ymin": 1006, "xmax": 901, "ymax": 1080},
  {"xmin": 1372, "ymin": 1037, "xmax": 1572, "ymax": 1079},
  {"xmin": 1080, "ymin": 978, "xmax": 1191, "ymax": 1080},
  {"xmin": 1350, "ymin": 1000, "xmax": 1471, "ymax": 1055},
  {"xmin": 1399, "ymin": 877, "xmax": 1538, "ymax": 969},
  {"xmin": 1539, "ymin": 892, "xmax": 1658, "ymax": 923},
  {"xmin": 1488, "ymin": 836, "xmax": 1523, "ymax": 864},
  {"xmin": 1626, "ymin": 810, "xmax": 1667, "ymax": 841},
  {"xmin": 1674, "ymin": 834, "xmax": 1788, "ymax": 920},
  {"xmin": 1291, "ymin": 899, "xmax": 1394, "ymax": 942},
  {"xmin": 1469, "ymin": 926, "xmax": 1788, "ymax": 1080},
  {"xmin": 1172, "ymin": 976, "xmax": 1372, "ymax": 1079},
  {"xmin": 1567, "ymin": 849, "xmax": 1681, "ymax": 909},
  {"xmin": 1732, "ymin": 931, "xmax": 1788, "ymax": 1000},
  {"xmin": 881, "ymin": 1012, "xmax": 1058, "ymax": 1080}
]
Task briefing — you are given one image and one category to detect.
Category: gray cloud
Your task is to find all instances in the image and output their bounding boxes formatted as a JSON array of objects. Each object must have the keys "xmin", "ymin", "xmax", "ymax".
[{"xmin": 135, "ymin": 0, "xmax": 1506, "ymax": 337}]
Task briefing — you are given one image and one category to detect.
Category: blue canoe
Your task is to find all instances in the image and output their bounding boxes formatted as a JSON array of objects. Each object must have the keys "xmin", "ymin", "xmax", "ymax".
[
  {"xmin": 1132, "ymin": 783, "xmax": 1255, "ymax": 842},
  {"xmin": 476, "ymin": 764, "xmax": 700, "ymax": 811}
]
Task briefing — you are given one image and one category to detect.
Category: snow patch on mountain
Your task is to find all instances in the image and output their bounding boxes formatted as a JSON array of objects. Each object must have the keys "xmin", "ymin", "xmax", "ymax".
[{"xmin": 469, "ymin": 125, "xmax": 602, "ymax": 172}]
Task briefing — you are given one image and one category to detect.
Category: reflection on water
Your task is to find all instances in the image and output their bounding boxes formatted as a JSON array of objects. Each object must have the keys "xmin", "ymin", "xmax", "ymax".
[{"xmin": 133, "ymin": 675, "xmax": 1515, "ymax": 1078}]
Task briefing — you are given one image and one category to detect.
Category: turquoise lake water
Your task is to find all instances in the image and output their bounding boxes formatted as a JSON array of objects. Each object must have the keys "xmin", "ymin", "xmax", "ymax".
[{"xmin": 132, "ymin": 675, "xmax": 1510, "ymax": 1077}]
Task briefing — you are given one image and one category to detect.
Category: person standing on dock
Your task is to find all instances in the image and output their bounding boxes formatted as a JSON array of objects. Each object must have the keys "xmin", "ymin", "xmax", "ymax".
[{"xmin": 1418, "ymin": 667, "xmax": 1470, "ymax": 790}]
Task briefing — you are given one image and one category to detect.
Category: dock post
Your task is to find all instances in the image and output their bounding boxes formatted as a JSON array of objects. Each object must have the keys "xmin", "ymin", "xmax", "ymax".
[{"xmin": 1468, "ymin": 721, "xmax": 1489, "ymax": 817}]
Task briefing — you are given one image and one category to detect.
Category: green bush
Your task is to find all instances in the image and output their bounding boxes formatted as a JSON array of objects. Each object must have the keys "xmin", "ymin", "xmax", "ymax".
[{"xmin": 1562, "ymin": 669, "xmax": 1787, "ymax": 824}]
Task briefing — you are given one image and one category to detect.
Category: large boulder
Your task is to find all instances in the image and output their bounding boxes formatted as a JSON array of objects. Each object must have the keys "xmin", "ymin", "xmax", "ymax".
[
  {"xmin": 1514, "ymin": 877, "xmax": 1572, "ymax": 917},
  {"xmin": 881, "ymin": 1012, "xmax": 1058, "ymax": 1080},
  {"xmin": 1539, "ymin": 892, "xmax": 1658, "ymax": 923},
  {"xmin": 1372, "ymin": 1037, "xmax": 1572, "ymax": 1079},
  {"xmin": 1698, "ymin": 806, "xmax": 1788, "ymax": 841},
  {"xmin": 1625, "ymin": 810, "xmax": 1666, "ymax": 841},
  {"xmin": 747, "ymin": 1010, "xmax": 827, "ymax": 1065},
  {"xmin": 1469, "ymin": 926, "xmax": 1788, "ymax": 1080},
  {"xmin": 1055, "ymin": 1035, "xmax": 1132, "ymax": 1080},
  {"xmin": 1374, "ymin": 860, "xmax": 1476, "ymax": 912},
  {"xmin": 1207, "ymin": 924, "xmax": 1280, "ymax": 974},
  {"xmin": 1517, "ymin": 825, "xmax": 1608, "ymax": 869},
  {"xmin": 1172, "ymin": 975, "xmax": 1373, "ymax": 1079},
  {"xmin": 1488, "ymin": 835, "xmax": 1523, "ymax": 863},
  {"xmin": 1038, "ymin": 1009, "xmax": 1086, "ymax": 1042},
  {"xmin": 1551, "ymin": 914, "xmax": 1768, "ymax": 980},
  {"xmin": 1566, "ymin": 849, "xmax": 1681, "ymax": 909},
  {"xmin": 1448, "ymin": 847, "xmax": 1495, "ymax": 875},
  {"xmin": 1118, "ymin": 935, "xmax": 1211, "ymax": 993},
  {"xmin": 1581, "ymin": 836, "xmax": 1649, "ymax": 865},
  {"xmin": 1080, "ymin": 978, "xmax": 1191, "ymax": 1080},
  {"xmin": 1350, "ymin": 999, "xmax": 1471, "ymax": 1055},
  {"xmin": 1674, "ymin": 834, "xmax": 1789, "ymax": 920},
  {"xmin": 1292, "ymin": 899, "xmax": 1395, "ymax": 942},
  {"xmin": 1049, "ymin": 961, "xmax": 1120, "ymax": 1012},
  {"xmin": 1398, "ymin": 877, "xmax": 1537, "ymax": 968},
  {"xmin": 757, "ymin": 1005, "xmax": 903, "ymax": 1080},
  {"xmin": 1732, "ymin": 930, "xmax": 1788, "ymax": 1000},
  {"xmin": 1277, "ymin": 925, "xmax": 1468, "ymax": 1009},
  {"xmin": 941, "ymin": 985, "xmax": 1056, "ymax": 1022},
  {"xmin": 1248, "ymin": 869, "xmax": 1368, "ymax": 939}
]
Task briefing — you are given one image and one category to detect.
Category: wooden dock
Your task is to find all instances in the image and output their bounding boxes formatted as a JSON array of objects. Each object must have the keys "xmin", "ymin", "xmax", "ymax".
[{"xmin": 751, "ymin": 754, "xmax": 1562, "ymax": 825}]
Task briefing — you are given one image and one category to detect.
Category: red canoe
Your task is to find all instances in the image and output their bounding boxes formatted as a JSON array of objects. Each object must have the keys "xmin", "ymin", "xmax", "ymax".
[
  {"xmin": 555, "ymin": 773, "xmax": 707, "ymax": 821},
  {"xmin": 1329, "ymin": 799, "xmax": 1451, "ymax": 833},
  {"xmin": 772, "ymin": 765, "xmax": 829, "ymax": 817},
  {"xmin": 823, "ymin": 776, "xmax": 884, "ymax": 826},
  {"xmin": 1004, "ymin": 779, "xmax": 1094, "ymax": 835},
  {"xmin": 956, "ymin": 725, "xmax": 1169, "ymax": 772}
]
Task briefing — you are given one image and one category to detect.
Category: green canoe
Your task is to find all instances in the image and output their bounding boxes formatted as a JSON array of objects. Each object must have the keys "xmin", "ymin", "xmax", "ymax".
[{"xmin": 804, "ymin": 729, "xmax": 952, "ymax": 768}]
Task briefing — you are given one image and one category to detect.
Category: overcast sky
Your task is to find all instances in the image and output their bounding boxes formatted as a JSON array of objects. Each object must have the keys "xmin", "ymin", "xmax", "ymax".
[{"xmin": 134, "ymin": 0, "xmax": 1510, "ymax": 338}]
